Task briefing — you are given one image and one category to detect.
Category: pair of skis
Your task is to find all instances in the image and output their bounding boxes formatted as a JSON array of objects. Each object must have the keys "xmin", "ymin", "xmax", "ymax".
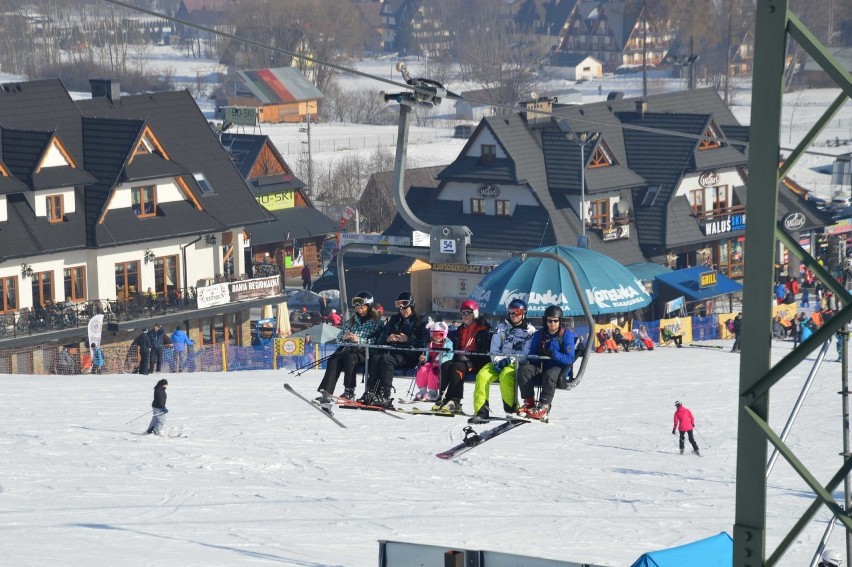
[{"xmin": 284, "ymin": 384, "xmax": 528, "ymax": 458}]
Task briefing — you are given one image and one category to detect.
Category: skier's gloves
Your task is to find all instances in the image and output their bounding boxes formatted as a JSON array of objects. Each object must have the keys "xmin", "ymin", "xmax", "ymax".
[
  {"xmin": 671, "ymin": 429, "xmax": 676, "ymax": 435},
  {"xmin": 494, "ymin": 358, "xmax": 510, "ymax": 371},
  {"xmin": 163, "ymin": 408, "xmax": 169, "ymax": 414}
]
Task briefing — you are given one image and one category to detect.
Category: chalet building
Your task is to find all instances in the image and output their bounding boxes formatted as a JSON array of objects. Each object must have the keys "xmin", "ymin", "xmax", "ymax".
[
  {"xmin": 221, "ymin": 133, "xmax": 337, "ymax": 282},
  {"xmin": 555, "ymin": 0, "xmax": 674, "ymax": 72},
  {"xmin": 381, "ymin": 0, "xmax": 420, "ymax": 54},
  {"xmin": 512, "ymin": 0, "xmax": 576, "ymax": 38},
  {"xmin": 353, "ymin": 0, "xmax": 386, "ymax": 53},
  {"xmin": 383, "ymin": 88, "xmax": 828, "ymax": 282},
  {"xmin": 548, "ymin": 53, "xmax": 603, "ymax": 80},
  {"xmin": 224, "ymin": 68, "xmax": 324, "ymax": 124},
  {"xmin": 0, "ymin": 78, "xmax": 278, "ymax": 349}
]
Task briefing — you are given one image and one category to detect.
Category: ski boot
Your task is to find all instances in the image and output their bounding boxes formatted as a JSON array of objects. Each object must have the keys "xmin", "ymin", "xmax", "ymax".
[
  {"xmin": 357, "ymin": 391, "xmax": 376, "ymax": 405},
  {"xmin": 516, "ymin": 397, "xmax": 536, "ymax": 416},
  {"xmin": 314, "ymin": 392, "xmax": 333, "ymax": 405},
  {"xmin": 340, "ymin": 388, "xmax": 355, "ymax": 401},
  {"xmin": 443, "ymin": 399, "xmax": 462, "ymax": 414},
  {"xmin": 525, "ymin": 403, "xmax": 551, "ymax": 422},
  {"xmin": 467, "ymin": 407, "xmax": 490, "ymax": 424}
]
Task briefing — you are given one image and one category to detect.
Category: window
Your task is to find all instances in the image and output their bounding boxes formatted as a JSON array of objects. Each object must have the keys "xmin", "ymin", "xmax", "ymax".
[
  {"xmin": 193, "ymin": 172, "xmax": 214, "ymax": 194},
  {"xmin": 32, "ymin": 271, "xmax": 53, "ymax": 308},
  {"xmin": 589, "ymin": 144, "xmax": 612, "ymax": 168},
  {"xmin": 46, "ymin": 195, "xmax": 63, "ymax": 223},
  {"xmin": 480, "ymin": 144, "xmax": 496, "ymax": 165},
  {"xmin": 712, "ymin": 185, "xmax": 728, "ymax": 213},
  {"xmin": 114, "ymin": 261, "xmax": 140, "ymax": 299},
  {"xmin": 131, "ymin": 185, "xmax": 157, "ymax": 217},
  {"xmin": 0, "ymin": 276, "xmax": 18, "ymax": 313},
  {"xmin": 154, "ymin": 255, "xmax": 180, "ymax": 297},
  {"xmin": 641, "ymin": 186, "xmax": 661, "ymax": 207},
  {"xmin": 495, "ymin": 200, "xmax": 510, "ymax": 216},
  {"xmin": 64, "ymin": 266, "xmax": 86, "ymax": 302},
  {"xmin": 699, "ymin": 123, "xmax": 722, "ymax": 150},
  {"xmin": 589, "ymin": 199, "xmax": 610, "ymax": 228},
  {"xmin": 690, "ymin": 189, "xmax": 705, "ymax": 216},
  {"xmin": 471, "ymin": 198, "xmax": 485, "ymax": 214}
]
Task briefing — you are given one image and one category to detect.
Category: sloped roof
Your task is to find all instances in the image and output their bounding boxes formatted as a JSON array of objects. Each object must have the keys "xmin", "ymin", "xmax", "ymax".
[
  {"xmin": 248, "ymin": 206, "xmax": 338, "ymax": 245},
  {"xmin": 237, "ymin": 68, "xmax": 324, "ymax": 105}
]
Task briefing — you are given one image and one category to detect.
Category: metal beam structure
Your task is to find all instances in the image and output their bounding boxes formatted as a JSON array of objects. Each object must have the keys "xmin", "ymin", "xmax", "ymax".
[{"xmin": 735, "ymin": 1, "xmax": 852, "ymax": 565}]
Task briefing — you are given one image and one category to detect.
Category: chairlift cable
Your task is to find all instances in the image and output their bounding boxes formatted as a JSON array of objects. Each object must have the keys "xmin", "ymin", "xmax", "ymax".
[{"xmin": 103, "ymin": 0, "xmax": 840, "ymax": 158}]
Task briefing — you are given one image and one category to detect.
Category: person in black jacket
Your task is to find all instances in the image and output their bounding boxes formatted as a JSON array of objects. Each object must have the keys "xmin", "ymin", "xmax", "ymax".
[
  {"xmin": 136, "ymin": 328, "xmax": 152, "ymax": 375},
  {"xmin": 146, "ymin": 379, "xmax": 169, "ymax": 435},
  {"xmin": 148, "ymin": 324, "xmax": 165, "ymax": 374},
  {"xmin": 360, "ymin": 291, "xmax": 427, "ymax": 408}
]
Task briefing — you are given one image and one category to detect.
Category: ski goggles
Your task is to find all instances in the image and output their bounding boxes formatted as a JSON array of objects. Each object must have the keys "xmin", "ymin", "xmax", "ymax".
[
  {"xmin": 351, "ymin": 297, "xmax": 369, "ymax": 307},
  {"xmin": 394, "ymin": 300, "xmax": 412, "ymax": 309},
  {"xmin": 460, "ymin": 309, "xmax": 474, "ymax": 316},
  {"xmin": 507, "ymin": 309, "xmax": 525, "ymax": 317},
  {"xmin": 545, "ymin": 318, "xmax": 561, "ymax": 324}
]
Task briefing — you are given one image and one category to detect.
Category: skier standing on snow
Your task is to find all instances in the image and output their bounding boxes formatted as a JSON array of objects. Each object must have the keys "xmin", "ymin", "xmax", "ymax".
[
  {"xmin": 469, "ymin": 298, "xmax": 535, "ymax": 423},
  {"xmin": 432, "ymin": 299, "xmax": 491, "ymax": 414},
  {"xmin": 146, "ymin": 379, "xmax": 169, "ymax": 435},
  {"xmin": 516, "ymin": 305, "xmax": 576, "ymax": 421},
  {"xmin": 672, "ymin": 401, "xmax": 700, "ymax": 455}
]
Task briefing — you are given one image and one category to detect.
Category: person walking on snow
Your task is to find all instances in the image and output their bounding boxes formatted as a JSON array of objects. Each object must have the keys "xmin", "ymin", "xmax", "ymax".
[
  {"xmin": 672, "ymin": 401, "xmax": 700, "ymax": 455},
  {"xmin": 146, "ymin": 379, "xmax": 169, "ymax": 435},
  {"xmin": 413, "ymin": 321, "xmax": 454, "ymax": 401}
]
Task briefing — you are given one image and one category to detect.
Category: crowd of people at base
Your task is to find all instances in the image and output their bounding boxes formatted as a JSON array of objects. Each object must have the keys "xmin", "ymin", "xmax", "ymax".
[
  {"xmin": 131, "ymin": 324, "xmax": 194, "ymax": 374},
  {"xmin": 313, "ymin": 290, "xmax": 577, "ymax": 423},
  {"xmin": 593, "ymin": 323, "xmax": 677, "ymax": 353}
]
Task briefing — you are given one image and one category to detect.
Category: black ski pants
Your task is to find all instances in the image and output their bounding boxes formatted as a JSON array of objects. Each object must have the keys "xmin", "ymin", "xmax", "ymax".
[
  {"xmin": 517, "ymin": 363, "xmax": 561, "ymax": 405},
  {"xmin": 149, "ymin": 347, "xmax": 163, "ymax": 373},
  {"xmin": 318, "ymin": 347, "xmax": 364, "ymax": 394},
  {"xmin": 366, "ymin": 350, "xmax": 420, "ymax": 396},
  {"xmin": 439, "ymin": 359, "xmax": 469, "ymax": 401},
  {"xmin": 139, "ymin": 349, "xmax": 151, "ymax": 375},
  {"xmin": 679, "ymin": 429, "xmax": 699, "ymax": 452}
]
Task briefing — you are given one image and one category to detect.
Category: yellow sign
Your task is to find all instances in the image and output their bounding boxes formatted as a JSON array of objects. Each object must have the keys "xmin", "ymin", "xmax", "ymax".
[
  {"xmin": 256, "ymin": 191, "xmax": 294, "ymax": 211},
  {"xmin": 274, "ymin": 337, "xmax": 304, "ymax": 356},
  {"xmin": 699, "ymin": 271, "xmax": 717, "ymax": 289}
]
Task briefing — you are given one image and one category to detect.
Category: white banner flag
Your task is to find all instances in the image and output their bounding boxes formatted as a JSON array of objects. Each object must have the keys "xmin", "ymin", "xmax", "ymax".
[{"xmin": 87, "ymin": 314, "xmax": 104, "ymax": 350}]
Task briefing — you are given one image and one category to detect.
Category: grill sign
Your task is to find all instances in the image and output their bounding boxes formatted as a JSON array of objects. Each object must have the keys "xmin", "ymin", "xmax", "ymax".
[
  {"xmin": 477, "ymin": 184, "xmax": 500, "ymax": 198},
  {"xmin": 699, "ymin": 271, "xmax": 717, "ymax": 289},
  {"xmin": 783, "ymin": 212, "xmax": 806, "ymax": 231},
  {"xmin": 699, "ymin": 171, "xmax": 720, "ymax": 187}
]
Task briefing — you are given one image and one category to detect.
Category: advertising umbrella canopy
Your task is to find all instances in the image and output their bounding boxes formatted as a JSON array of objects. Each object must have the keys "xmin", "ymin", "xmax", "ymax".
[{"xmin": 469, "ymin": 245, "xmax": 652, "ymax": 317}]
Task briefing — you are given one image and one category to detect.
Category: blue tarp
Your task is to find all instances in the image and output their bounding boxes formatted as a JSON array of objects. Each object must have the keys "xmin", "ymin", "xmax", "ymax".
[
  {"xmin": 655, "ymin": 267, "xmax": 742, "ymax": 301},
  {"xmin": 630, "ymin": 532, "xmax": 733, "ymax": 567}
]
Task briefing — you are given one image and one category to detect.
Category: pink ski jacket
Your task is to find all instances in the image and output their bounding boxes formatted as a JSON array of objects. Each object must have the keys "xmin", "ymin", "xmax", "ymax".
[{"xmin": 673, "ymin": 406, "xmax": 695, "ymax": 432}]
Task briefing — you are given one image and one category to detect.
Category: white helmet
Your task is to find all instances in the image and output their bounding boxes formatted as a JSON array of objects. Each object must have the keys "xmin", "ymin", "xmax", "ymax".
[{"xmin": 823, "ymin": 548, "xmax": 843, "ymax": 566}]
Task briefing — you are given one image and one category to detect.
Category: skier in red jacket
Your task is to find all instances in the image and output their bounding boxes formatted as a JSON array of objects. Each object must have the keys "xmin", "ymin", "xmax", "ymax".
[{"xmin": 672, "ymin": 401, "xmax": 700, "ymax": 455}]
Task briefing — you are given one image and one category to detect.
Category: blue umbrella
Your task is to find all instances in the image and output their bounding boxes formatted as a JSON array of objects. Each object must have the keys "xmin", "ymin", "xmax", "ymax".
[{"xmin": 469, "ymin": 245, "xmax": 652, "ymax": 317}]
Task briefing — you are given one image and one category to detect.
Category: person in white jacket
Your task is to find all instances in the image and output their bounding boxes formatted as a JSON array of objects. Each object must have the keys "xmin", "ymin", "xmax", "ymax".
[{"xmin": 468, "ymin": 298, "xmax": 535, "ymax": 423}]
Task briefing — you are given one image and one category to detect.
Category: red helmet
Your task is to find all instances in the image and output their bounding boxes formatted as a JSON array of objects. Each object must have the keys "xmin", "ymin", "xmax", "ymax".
[{"xmin": 460, "ymin": 299, "xmax": 479, "ymax": 319}]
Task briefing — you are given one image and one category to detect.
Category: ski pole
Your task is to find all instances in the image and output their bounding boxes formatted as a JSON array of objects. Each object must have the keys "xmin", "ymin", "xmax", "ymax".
[
  {"xmin": 126, "ymin": 409, "xmax": 153, "ymax": 424},
  {"xmin": 694, "ymin": 426, "xmax": 710, "ymax": 448}
]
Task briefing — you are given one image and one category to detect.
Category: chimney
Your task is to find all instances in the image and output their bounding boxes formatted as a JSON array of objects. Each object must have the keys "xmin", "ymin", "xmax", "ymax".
[
  {"xmin": 635, "ymin": 100, "xmax": 647, "ymax": 117},
  {"xmin": 89, "ymin": 78, "xmax": 120, "ymax": 103},
  {"xmin": 521, "ymin": 96, "xmax": 556, "ymax": 122}
]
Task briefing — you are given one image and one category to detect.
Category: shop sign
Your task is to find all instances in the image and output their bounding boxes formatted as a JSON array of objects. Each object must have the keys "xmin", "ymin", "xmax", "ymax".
[
  {"xmin": 782, "ymin": 212, "xmax": 806, "ymax": 231},
  {"xmin": 255, "ymin": 191, "xmax": 294, "ymax": 211},
  {"xmin": 432, "ymin": 263, "xmax": 493, "ymax": 274},
  {"xmin": 699, "ymin": 171, "xmax": 720, "ymax": 188},
  {"xmin": 825, "ymin": 219, "xmax": 852, "ymax": 235},
  {"xmin": 699, "ymin": 271, "xmax": 718, "ymax": 289},
  {"xmin": 477, "ymin": 184, "xmax": 500, "ymax": 198},
  {"xmin": 602, "ymin": 225, "xmax": 630, "ymax": 241},
  {"xmin": 229, "ymin": 275, "xmax": 281, "ymax": 302},
  {"xmin": 702, "ymin": 213, "xmax": 746, "ymax": 236}
]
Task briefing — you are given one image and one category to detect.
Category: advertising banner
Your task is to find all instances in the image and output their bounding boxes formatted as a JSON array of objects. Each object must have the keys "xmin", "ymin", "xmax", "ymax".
[
  {"xmin": 197, "ymin": 282, "xmax": 230, "ymax": 308},
  {"xmin": 229, "ymin": 276, "xmax": 281, "ymax": 302}
]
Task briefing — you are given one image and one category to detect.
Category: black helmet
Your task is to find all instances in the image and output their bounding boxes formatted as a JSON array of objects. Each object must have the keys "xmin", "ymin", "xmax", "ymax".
[
  {"xmin": 543, "ymin": 305, "xmax": 563, "ymax": 326},
  {"xmin": 352, "ymin": 291, "xmax": 374, "ymax": 307},
  {"xmin": 395, "ymin": 291, "xmax": 415, "ymax": 309}
]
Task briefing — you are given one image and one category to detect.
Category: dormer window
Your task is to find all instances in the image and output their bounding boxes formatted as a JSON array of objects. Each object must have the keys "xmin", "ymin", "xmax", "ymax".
[
  {"xmin": 46, "ymin": 195, "xmax": 63, "ymax": 223},
  {"xmin": 481, "ymin": 144, "xmax": 496, "ymax": 165},
  {"xmin": 699, "ymin": 122, "xmax": 722, "ymax": 150},
  {"xmin": 132, "ymin": 185, "xmax": 157, "ymax": 218},
  {"xmin": 588, "ymin": 142, "xmax": 614, "ymax": 168}
]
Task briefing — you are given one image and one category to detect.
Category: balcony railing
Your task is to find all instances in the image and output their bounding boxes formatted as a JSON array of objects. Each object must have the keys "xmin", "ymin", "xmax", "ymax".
[
  {"xmin": 692, "ymin": 204, "xmax": 746, "ymax": 221},
  {"xmin": 0, "ymin": 288, "xmax": 199, "ymax": 340}
]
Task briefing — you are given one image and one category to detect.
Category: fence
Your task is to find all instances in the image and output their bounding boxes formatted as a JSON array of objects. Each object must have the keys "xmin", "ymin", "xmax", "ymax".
[{"xmin": 0, "ymin": 314, "xmax": 734, "ymax": 376}]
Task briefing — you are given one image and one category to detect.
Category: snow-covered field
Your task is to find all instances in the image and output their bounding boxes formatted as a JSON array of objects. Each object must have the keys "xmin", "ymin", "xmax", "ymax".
[{"xmin": 0, "ymin": 339, "xmax": 846, "ymax": 566}]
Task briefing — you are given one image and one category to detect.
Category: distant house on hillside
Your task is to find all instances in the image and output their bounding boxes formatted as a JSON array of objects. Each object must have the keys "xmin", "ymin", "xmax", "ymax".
[
  {"xmin": 353, "ymin": 1, "xmax": 385, "ymax": 53},
  {"xmin": 224, "ymin": 68, "xmax": 324, "ymax": 124},
  {"xmin": 454, "ymin": 88, "xmax": 499, "ymax": 121},
  {"xmin": 794, "ymin": 47, "xmax": 852, "ymax": 88},
  {"xmin": 548, "ymin": 53, "xmax": 603, "ymax": 80}
]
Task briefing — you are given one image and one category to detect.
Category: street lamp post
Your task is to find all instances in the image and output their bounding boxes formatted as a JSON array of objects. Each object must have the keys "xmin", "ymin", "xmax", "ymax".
[{"xmin": 568, "ymin": 131, "xmax": 600, "ymax": 249}]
